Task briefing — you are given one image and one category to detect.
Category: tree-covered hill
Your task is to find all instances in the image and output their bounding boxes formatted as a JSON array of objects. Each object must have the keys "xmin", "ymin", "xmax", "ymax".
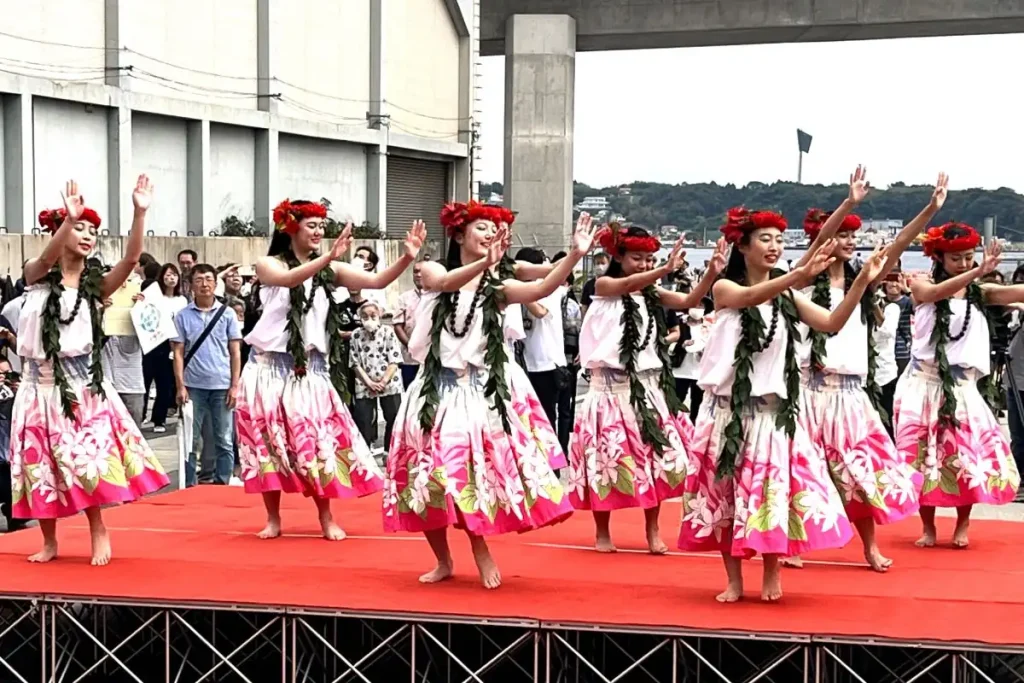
[{"xmin": 480, "ymin": 180, "xmax": 1024, "ymax": 242}]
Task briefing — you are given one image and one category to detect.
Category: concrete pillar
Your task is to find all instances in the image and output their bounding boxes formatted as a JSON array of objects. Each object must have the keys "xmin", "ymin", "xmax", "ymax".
[
  {"xmin": 452, "ymin": 0, "xmax": 475, "ymax": 203},
  {"xmin": 366, "ymin": 0, "xmax": 388, "ymax": 234},
  {"xmin": 256, "ymin": 0, "xmax": 278, "ymax": 115},
  {"xmin": 104, "ymin": 0, "xmax": 129, "ymax": 90},
  {"xmin": 187, "ymin": 120, "xmax": 210, "ymax": 235},
  {"xmin": 2, "ymin": 94, "xmax": 33, "ymax": 233},
  {"xmin": 503, "ymin": 14, "xmax": 575, "ymax": 252},
  {"xmin": 106, "ymin": 106, "xmax": 132, "ymax": 236},
  {"xmin": 254, "ymin": 128, "xmax": 279, "ymax": 233}
]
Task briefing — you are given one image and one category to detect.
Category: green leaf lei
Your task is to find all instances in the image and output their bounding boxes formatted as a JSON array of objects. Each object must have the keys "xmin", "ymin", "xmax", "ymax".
[
  {"xmin": 617, "ymin": 287, "xmax": 685, "ymax": 456},
  {"xmin": 716, "ymin": 292, "xmax": 802, "ymax": 480},
  {"xmin": 808, "ymin": 270, "xmax": 887, "ymax": 423},
  {"xmin": 282, "ymin": 251, "xmax": 351, "ymax": 404},
  {"xmin": 931, "ymin": 282, "xmax": 995, "ymax": 429},
  {"xmin": 41, "ymin": 264, "xmax": 108, "ymax": 421},
  {"xmin": 418, "ymin": 271, "xmax": 512, "ymax": 434}
]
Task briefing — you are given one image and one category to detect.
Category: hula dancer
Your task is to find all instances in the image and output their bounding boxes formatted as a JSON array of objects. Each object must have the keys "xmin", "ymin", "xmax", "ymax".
[
  {"xmin": 569, "ymin": 225, "xmax": 727, "ymax": 554},
  {"xmin": 678, "ymin": 207, "xmax": 889, "ymax": 602},
  {"xmin": 896, "ymin": 224, "xmax": 1020, "ymax": 548},
  {"xmin": 384, "ymin": 204, "xmax": 597, "ymax": 589},
  {"xmin": 12, "ymin": 178, "xmax": 169, "ymax": 565},
  {"xmin": 237, "ymin": 199, "xmax": 425, "ymax": 540}
]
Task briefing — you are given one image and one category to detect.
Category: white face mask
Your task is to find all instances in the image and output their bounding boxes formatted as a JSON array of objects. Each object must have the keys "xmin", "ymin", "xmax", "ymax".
[
  {"xmin": 351, "ymin": 257, "xmax": 367, "ymax": 272},
  {"xmin": 362, "ymin": 319, "xmax": 380, "ymax": 333},
  {"xmin": 595, "ymin": 264, "xmax": 608, "ymax": 276}
]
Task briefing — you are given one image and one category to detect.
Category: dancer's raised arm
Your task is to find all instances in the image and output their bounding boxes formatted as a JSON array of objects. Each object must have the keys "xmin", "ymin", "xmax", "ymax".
[
  {"xmin": 102, "ymin": 175, "xmax": 153, "ymax": 297},
  {"xmin": 502, "ymin": 213, "xmax": 597, "ymax": 304},
  {"xmin": 24, "ymin": 180, "xmax": 84, "ymax": 285},
  {"xmin": 714, "ymin": 241, "xmax": 836, "ymax": 310},
  {"xmin": 794, "ymin": 244, "xmax": 890, "ymax": 333},
  {"xmin": 794, "ymin": 165, "xmax": 870, "ymax": 270},
  {"xmin": 336, "ymin": 220, "xmax": 425, "ymax": 290},
  {"xmin": 258, "ymin": 227, "xmax": 349, "ymax": 288},
  {"xmin": 420, "ymin": 224, "xmax": 509, "ymax": 293},
  {"xmin": 596, "ymin": 235, "xmax": 686, "ymax": 297},
  {"xmin": 873, "ymin": 173, "xmax": 949, "ymax": 285},
  {"xmin": 912, "ymin": 239, "xmax": 1002, "ymax": 304},
  {"xmin": 659, "ymin": 238, "xmax": 727, "ymax": 310}
]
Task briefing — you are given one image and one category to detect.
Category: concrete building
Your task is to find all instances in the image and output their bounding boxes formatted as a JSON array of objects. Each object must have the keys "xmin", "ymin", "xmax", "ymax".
[
  {"xmin": 0, "ymin": 0, "xmax": 479, "ymax": 241},
  {"xmin": 482, "ymin": 0, "xmax": 1024, "ymax": 250}
]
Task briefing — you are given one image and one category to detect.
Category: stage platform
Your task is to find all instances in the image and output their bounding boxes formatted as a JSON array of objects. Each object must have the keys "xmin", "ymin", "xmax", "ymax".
[{"xmin": 0, "ymin": 487, "xmax": 1023, "ymax": 682}]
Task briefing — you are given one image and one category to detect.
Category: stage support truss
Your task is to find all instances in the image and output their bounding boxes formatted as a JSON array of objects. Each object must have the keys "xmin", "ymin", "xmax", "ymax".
[{"xmin": 0, "ymin": 596, "xmax": 1022, "ymax": 682}]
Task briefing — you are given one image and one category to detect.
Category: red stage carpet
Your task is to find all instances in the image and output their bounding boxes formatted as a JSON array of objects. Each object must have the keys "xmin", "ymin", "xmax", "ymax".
[{"xmin": 0, "ymin": 487, "xmax": 1022, "ymax": 646}]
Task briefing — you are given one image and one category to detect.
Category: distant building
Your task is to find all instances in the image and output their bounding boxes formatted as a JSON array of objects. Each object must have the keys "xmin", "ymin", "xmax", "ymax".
[
  {"xmin": 577, "ymin": 196, "xmax": 612, "ymax": 211},
  {"xmin": 861, "ymin": 219, "xmax": 903, "ymax": 236},
  {"xmin": 487, "ymin": 192, "xmax": 504, "ymax": 204}
]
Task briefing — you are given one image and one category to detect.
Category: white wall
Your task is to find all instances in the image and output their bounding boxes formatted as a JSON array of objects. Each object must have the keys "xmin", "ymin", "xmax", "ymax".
[
  {"xmin": 33, "ymin": 98, "xmax": 108, "ymax": 229},
  {"xmin": 209, "ymin": 123, "xmax": 255, "ymax": 228},
  {"xmin": 386, "ymin": 0, "xmax": 461, "ymax": 138},
  {"xmin": 132, "ymin": 114, "xmax": 188, "ymax": 236},
  {"xmin": 0, "ymin": 0, "xmax": 106, "ymax": 79},
  {"xmin": 279, "ymin": 135, "xmax": 367, "ymax": 224},
  {"xmin": 276, "ymin": 0, "xmax": 370, "ymax": 124},
  {"xmin": 121, "ymin": 0, "xmax": 260, "ymax": 110},
  {"xmin": 0, "ymin": 97, "xmax": 5, "ymax": 225}
]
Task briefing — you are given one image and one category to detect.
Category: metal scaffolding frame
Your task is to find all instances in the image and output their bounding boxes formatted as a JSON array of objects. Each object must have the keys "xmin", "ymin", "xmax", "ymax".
[{"xmin": 1, "ymin": 594, "xmax": 1022, "ymax": 682}]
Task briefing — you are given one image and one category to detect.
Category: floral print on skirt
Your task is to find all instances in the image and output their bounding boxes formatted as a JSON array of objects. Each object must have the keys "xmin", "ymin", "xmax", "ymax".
[
  {"xmin": 10, "ymin": 355, "xmax": 169, "ymax": 519},
  {"xmin": 568, "ymin": 368, "xmax": 693, "ymax": 510},
  {"xmin": 798, "ymin": 372, "xmax": 921, "ymax": 523},
  {"xmin": 678, "ymin": 395, "xmax": 854, "ymax": 558},
  {"xmin": 894, "ymin": 360, "xmax": 1019, "ymax": 507},
  {"xmin": 236, "ymin": 352, "xmax": 384, "ymax": 498},
  {"xmin": 384, "ymin": 363, "xmax": 572, "ymax": 536}
]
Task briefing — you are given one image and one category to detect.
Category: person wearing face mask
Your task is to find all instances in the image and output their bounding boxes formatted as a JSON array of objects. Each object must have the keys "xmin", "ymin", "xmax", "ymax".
[
  {"xmin": 349, "ymin": 301, "xmax": 404, "ymax": 456},
  {"xmin": 580, "ymin": 251, "xmax": 610, "ymax": 316}
]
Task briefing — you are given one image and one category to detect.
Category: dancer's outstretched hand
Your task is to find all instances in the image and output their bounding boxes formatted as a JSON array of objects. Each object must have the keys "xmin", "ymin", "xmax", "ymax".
[
  {"xmin": 331, "ymin": 223, "xmax": 353, "ymax": 259},
  {"xmin": 404, "ymin": 220, "xmax": 427, "ymax": 260},
  {"xmin": 61, "ymin": 179, "xmax": 84, "ymax": 223},
  {"xmin": 665, "ymin": 236, "xmax": 687, "ymax": 273},
  {"xmin": 849, "ymin": 165, "xmax": 870, "ymax": 204},
  {"xmin": 929, "ymin": 172, "xmax": 950, "ymax": 212},
  {"xmin": 798, "ymin": 240, "xmax": 836, "ymax": 279},
  {"xmin": 132, "ymin": 174, "xmax": 154, "ymax": 212},
  {"xmin": 485, "ymin": 224, "xmax": 509, "ymax": 267},
  {"xmin": 979, "ymin": 239, "xmax": 1003, "ymax": 276},
  {"xmin": 860, "ymin": 243, "xmax": 892, "ymax": 283},
  {"xmin": 570, "ymin": 212, "xmax": 598, "ymax": 256},
  {"xmin": 705, "ymin": 238, "xmax": 729, "ymax": 277}
]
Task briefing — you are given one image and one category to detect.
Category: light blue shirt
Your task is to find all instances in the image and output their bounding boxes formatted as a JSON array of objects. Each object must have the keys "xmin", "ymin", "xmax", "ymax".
[{"xmin": 172, "ymin": 302, "xmax": 241, "ymax": 391}]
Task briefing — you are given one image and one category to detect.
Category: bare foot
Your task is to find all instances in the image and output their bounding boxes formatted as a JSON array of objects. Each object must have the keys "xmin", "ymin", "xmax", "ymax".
[
  {"xmin": 473, "ymin": 547, "xmax": 502, "ymax": 589},
  {"xmin": 761, "ymin": 565, "xmax": 783, "ymax": 603},
  {"xmin": 320, "ymin": 516, "xmax": 347, "ymax": 541},
  {"xmin": 646, "ymin": 531, "xmax": 668, "ymax": 555},
  {"xmin": 864, "ymin": 547, "xmax": 893, "ymax": 572},
  {"xmin": 257, "ymin": 517, "xmax": 281, "ymax": 539},
  {"xmin": 952, "ymin": 520, "xmax": 969, "ymax": 549},
  {"xmin": 595, "ymin": 533, "xmax": 617, "ymax": 553},
  {"xmin": 915, "ymin": 526, "xmax": 937, "ymax": 548},
  {"xmin": 419, "ymin": 560, "xmax": 454, "ymax": 584},
  {"xmin": 715, "ymin": 583, "xmax": 743, "ymax": 603},
  {"xmin": 90, "ymin": 525, "xmax": 112, "ymax": 566},
  {"xmin": 28, "ymin": 541, "xmax": 58, "ymax": 564},
  {"xmin": 780, "ymin": 556, "xmax": 804, "ymax": 569}
]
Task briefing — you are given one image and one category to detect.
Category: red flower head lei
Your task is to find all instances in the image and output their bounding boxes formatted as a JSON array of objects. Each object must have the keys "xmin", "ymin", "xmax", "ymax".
[
  {"xmin": 720, "ymin": 207, "xmax": 787, "ymax": 244},
  {"xmin": 803, "ymin": 208, "xmax": 862, "ymax": 242},
  {"xmin": 272, "ymin": 199, "xmax": 328, "ymax": 235},
  {"xmin": 922, "ymin": 222, "xmax": 981, "ymax": 258},
  {"xmin": 597, "ymin": 222, "xmax": 661, "ymax": 256},
  {"xmin": 439, "ymin": 200, "xmax": 514, "ymax": 237},
  {"xmin": 37, "ymin": 206, "xmax": 102, "ymax": 235}
]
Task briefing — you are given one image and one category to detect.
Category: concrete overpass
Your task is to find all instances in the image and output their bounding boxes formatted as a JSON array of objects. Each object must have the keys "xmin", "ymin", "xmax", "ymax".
[{"xmin": 484, "ymin": 0, "xmax": 1024, "ymax": 248}]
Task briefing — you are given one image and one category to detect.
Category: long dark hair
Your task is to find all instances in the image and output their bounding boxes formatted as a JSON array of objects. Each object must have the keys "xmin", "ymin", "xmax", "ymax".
[
  {"xmin": 267, "ymin": 199, "xmax": 321, "ymax": 257},
  {"xmin": 723, "ymin": 233, "xmax": 754, "ymax": 285},
  {"xmin": 605, "ymin": 226, "xmax": 655, "ymax": 279},
  {"xmin": 158, "ymin": 263, "xmax": 182, "ymax": 297}
]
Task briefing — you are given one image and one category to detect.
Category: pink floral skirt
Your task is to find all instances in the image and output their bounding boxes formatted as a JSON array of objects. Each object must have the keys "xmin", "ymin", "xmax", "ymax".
[
  {"xmin": 10, "ymin": 355, "xmax": 169, "ymax": 519},
  {"xmin": 568, "ymin": 368, "xmax": 693, "ymax": 511},
  {"xmin": 678, "ymin": 394, "xmax": 854, "ymax": 558},
  {"xmin": 798, "ymin": 372, "xmax": 921, "ymax": 523},
  {"xmin": 384, "ymin": 363, "xmax": 573, "ymax": 535},
  {"xmin": 236, "ymin": 352, "xmax": 384, "ymax": 498},
  {"xmin": 894, "ymin": 360, "xmax": 1019, "ymax": 507}
]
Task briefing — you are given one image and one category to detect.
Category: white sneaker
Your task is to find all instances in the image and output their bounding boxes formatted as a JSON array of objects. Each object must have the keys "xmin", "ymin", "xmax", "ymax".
[
  {"xmin": 152, "ymin": 425, "xmax": 167, "ymax": 434},
  {"xmin": 229, "ymin": 476, "xmax": 244, "ymax": 487}
]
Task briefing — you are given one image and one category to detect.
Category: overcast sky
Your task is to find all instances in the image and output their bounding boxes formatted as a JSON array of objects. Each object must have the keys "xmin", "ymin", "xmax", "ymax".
[{"xmin": 477, "ymin": 34, "xmax": 1024, "ymax": 193}]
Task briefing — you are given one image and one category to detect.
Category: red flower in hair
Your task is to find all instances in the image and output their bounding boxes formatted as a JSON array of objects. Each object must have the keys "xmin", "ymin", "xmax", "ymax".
[
  {"xmin": 37, "ymin": 206, "xmax": 102, "ymax": 234},
  {"xmin": 439, "ymin": 201, "xmax": 515, "ymax": 237},
  {"xmin": 803, "ymin": 208, "xmax": 861, "ymax": 241},
  {"xmin": 597, "ymin": 223, "xmax": 661, "ymax": 255},
  {"xmin": 922, "ymin": 222, "xmax": 981, "ymax": 258},
  {"xmin": 272, "ymin": 199, "xmax": 328, "ymax": 235},
  {"xmin": 720, "ymin": 207, "xmax": 787, "ymax": 244}
]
